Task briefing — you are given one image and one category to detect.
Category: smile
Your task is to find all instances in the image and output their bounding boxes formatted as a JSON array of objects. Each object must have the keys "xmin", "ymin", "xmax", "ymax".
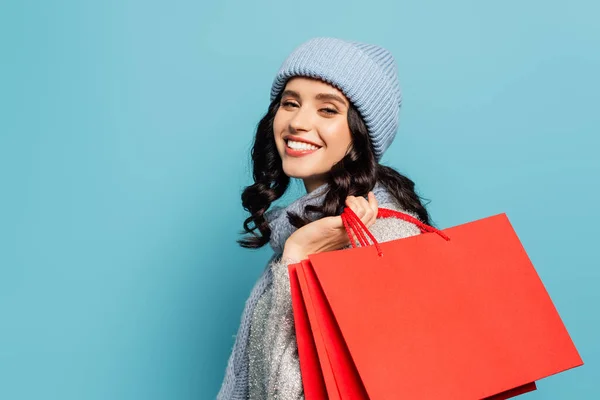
[{"xmin": 285, "ymin": 139, "xmax": 322, "ymax": 157}]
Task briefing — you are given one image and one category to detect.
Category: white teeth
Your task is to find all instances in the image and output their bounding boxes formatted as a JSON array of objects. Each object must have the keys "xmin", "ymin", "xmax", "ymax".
[{"xmin": 287, "ymin": 140, "xmax": 319, "ymax": 151}]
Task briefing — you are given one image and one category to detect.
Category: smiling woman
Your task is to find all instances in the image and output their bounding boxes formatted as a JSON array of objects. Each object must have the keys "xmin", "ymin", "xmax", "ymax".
[{"xmin": 218, "ymin": 37, "xmax": 432, "ymax": 399}]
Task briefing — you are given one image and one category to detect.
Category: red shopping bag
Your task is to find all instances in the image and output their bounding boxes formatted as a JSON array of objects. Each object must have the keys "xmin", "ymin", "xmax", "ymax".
[{"xmin": 289, "ymin": 208, "xmax": 583, "ymax": 399}]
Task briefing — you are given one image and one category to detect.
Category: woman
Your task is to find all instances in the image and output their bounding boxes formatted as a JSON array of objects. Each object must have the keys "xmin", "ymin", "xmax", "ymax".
[{"xmin": 218, "ymin": 37, "xmax": 432, "ymax": 399}]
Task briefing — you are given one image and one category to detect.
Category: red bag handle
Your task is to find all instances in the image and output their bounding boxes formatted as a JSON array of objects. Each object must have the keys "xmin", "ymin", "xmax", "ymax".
[{"xmin": 341, "ymin": 207, "xmax": 451, "ymax": 257}]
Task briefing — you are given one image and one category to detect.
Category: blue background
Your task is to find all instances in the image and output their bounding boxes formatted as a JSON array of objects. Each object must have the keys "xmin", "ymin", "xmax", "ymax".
[{"xmin": 1, "ymin": 0, "xmax": 598, "ymax": 398}]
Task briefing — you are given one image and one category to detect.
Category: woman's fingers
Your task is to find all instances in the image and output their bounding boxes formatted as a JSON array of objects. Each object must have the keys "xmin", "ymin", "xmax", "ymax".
[
  {"xmin": 345, "ymin": 193, "xmax": 378, "ymax": 227},
  {"xmin": 367, "ymin": 192, "xmax": 379, "ymax": 226},
  {"xmin": 358, "ymin": 193, "xmax": 375, "ymax": 227},
  {"xmin": 345, "ymin": 196, "xmax": 366, "ymax": 219}
]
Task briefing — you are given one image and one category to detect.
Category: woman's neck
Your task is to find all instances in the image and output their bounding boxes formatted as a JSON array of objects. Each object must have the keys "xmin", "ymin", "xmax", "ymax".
[{"xmin": 303, "ymin": 176, "xmax": 327, "ymax": 193}]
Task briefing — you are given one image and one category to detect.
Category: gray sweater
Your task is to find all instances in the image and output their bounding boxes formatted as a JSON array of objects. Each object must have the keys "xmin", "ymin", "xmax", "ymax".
[{"xmin": 218, "ymin": 186, "xmax": 422, "ymax": 399}]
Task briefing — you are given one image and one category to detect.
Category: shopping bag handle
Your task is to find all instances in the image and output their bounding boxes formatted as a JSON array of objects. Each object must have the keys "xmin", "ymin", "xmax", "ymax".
[{"xmin": 341, "ymin": 207, "xmax": 450, "ymax": 257}]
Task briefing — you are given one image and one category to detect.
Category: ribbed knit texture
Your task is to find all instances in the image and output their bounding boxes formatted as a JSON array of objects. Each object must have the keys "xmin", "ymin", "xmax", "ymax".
[
  {"xmin": 270, "ymin": 37, "xmax": 402, "ymax": 160},
  {"xmin": 217, "ymin": 185, "xmax": 422, "ymax": 399}
]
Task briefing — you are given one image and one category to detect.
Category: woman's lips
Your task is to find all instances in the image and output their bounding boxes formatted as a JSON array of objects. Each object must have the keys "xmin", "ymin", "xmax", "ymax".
[
  {"xmin": 285, "ymin": 141, "xmax": 321, "ymax": 157},
  {"xmin": 285, "ymin": 144, "xmax": 319, "ymax": 157},
  {"xmin": 284, "ymin": 139, "xmax": 321, "ymax": 157}
]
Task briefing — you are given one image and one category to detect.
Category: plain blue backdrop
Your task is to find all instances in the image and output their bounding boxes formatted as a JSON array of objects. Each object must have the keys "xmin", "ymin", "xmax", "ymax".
[{"xmin": 1, "ymin": 0, "xmax": 598, "ymax": 398}]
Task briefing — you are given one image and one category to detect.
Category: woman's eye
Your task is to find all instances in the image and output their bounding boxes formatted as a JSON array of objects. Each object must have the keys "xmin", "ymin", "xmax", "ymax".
[
  {"xmin": 320, "ymin": 108, "xmax": 338, "ymax": 115},
  {"xmin": 282, "ymin": 101, "xmax": 298, "ymax": 108}
]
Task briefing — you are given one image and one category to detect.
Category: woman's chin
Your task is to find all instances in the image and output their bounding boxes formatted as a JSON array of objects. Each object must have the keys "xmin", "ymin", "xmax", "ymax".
[
  {"xmin": 282, "ymin": 170, "xmax": 312, "ymax": 180},
  {"xmin": 282, "ymin": 165, "xmax": 320, "ymax": 180}
]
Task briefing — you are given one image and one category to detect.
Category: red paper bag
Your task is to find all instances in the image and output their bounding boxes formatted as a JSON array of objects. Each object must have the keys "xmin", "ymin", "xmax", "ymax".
[{"xmin": 289, "ymin": 208, "xmax": 583, "ymax": 399}]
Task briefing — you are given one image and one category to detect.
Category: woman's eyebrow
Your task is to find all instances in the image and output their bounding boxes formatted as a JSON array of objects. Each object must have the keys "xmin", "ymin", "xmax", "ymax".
[
  {"xmin": 281, "ymin": 90, "xmax": 300, "ymax": 100},
  {"xmin": 281, "ymin": 90, "xmax": 348, "ymax": 108},
  {"xmin": 315, "ymin": 93, "xmax": 348, "ymax": 107}
]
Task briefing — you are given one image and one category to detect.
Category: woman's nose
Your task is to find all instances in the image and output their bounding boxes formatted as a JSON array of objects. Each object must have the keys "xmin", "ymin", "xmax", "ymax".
[{"xmin": 288, "ymin": 107, "xmax": 312, "ymax": 133}]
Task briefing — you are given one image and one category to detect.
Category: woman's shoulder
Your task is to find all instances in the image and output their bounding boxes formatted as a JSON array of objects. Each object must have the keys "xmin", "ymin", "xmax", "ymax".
[{"xmin": 369, "ymin": 202, "xmax": 422, "ymax": 243}]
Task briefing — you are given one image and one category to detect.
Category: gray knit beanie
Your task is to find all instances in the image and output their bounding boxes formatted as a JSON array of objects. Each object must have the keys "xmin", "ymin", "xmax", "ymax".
[{"xmin": 270, "ymin": 37, "xmax": 402, "ymax": 160}]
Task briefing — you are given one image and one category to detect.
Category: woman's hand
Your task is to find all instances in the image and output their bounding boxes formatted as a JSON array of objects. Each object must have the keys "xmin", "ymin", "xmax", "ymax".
[{"xmin": 281, "ymin": 192, "xmax": 379, "ymax": 262}]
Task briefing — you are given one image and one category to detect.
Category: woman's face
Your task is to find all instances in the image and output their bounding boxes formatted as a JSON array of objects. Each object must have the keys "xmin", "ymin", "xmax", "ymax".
[{"xmin": 273, "ymin": 77, "xmax": 352, "ymax": 193}]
